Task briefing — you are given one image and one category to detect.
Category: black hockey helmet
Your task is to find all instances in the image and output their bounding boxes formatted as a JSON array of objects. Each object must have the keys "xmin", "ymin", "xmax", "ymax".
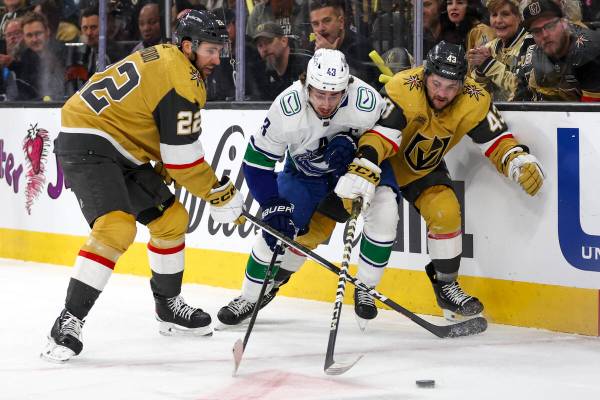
[
  {"xmin": 173, "ymin": 9, "xmax": 229, "ymax": 50},
  {"xmin": 424, "ymin": 41, "xmax": 467, "ymax": 81},
  {"xmin": 382, "ymin": 47, "xmax": 414, "ymax": 74}
]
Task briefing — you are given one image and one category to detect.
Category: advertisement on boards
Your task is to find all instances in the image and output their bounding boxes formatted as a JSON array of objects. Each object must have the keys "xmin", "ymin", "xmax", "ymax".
[{"xmin": 1, "ymin": 107, "xmax": 599, "ymax": 290}]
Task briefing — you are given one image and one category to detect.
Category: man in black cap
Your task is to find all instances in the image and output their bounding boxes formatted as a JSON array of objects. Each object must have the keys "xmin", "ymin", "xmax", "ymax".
[
  {"xmin": 253, "ymin": 21, "xmax": 311, "ymax": 100},
  {"xmin": 205, "ymin": 7, "xmax": 265, "ymax": 101},
  {"xmin": 515, "ymin": 0, "xmax": 600, "ymax": 101}
]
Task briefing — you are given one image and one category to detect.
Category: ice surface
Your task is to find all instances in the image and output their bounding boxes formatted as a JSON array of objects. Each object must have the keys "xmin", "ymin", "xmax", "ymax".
[{"xmin": 1, "ymin": 259, "xmax": 599, "ymax": 400}]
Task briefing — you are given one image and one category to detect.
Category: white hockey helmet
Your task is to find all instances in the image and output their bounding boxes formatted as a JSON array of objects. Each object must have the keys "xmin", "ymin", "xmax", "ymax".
[{"xmin": 306, "ymin": 49, "xmax": 350, "ymax": 92}]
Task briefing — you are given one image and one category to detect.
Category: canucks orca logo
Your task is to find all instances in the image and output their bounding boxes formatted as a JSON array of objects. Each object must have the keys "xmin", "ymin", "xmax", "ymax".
[
  {"xmin": 404, "ymin": 132, "xmax": 451, "ymax": 171},
  {"xmin": 292, "ymin": 138, "xmax": 334, "ymax": 176}
]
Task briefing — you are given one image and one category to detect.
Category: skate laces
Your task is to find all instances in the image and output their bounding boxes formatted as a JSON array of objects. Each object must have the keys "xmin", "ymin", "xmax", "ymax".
[
  {"xmin": 356, "ymin": 288, "xmax": 375, "ymax": 307},
  {"xmin": 167, "ymin": 296, "xmax": 197, "ymax": 320},
  {"xmin": 60, "ymin": 311, "xmax": 84, "ymax": 339},
  {"xmin": 441, "ymin": 281, "xmax": 472, "ymax": 306},
  {"xmin": 227, "ymin": 296, "xmax": 255, "ymax": 316}
]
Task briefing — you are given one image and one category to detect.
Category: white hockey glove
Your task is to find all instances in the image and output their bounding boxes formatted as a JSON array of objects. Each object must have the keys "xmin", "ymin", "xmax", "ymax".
[
  {"xmin": 334, "ymin": 157, "xmax": 381, "ymax": 211},
  {"xmin": 507, "ymin": 153, "xmax": 545, "ymax": 196},
  {"xmin": 207, "ymin": 176, "xmax": 246, "ymax": 225}
]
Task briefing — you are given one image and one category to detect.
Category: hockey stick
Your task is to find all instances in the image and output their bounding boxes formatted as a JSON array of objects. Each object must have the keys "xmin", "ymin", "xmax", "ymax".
[
  {"xmin": 324, "ymin": 199, "xmax": 363, "ymax": 375},
  {"xmin": 242, "ymin": 210, "xmax": 488, "ymax": 339},
  {"xmin": 232, "ymin": 242, "xmax": 281, "ymax": 376}
]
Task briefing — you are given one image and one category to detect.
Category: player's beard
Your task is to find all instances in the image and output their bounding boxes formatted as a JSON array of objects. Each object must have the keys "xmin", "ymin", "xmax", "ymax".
[{"xmin": 426, "ymin": 90, "xmax": 455, "ymax": 111}]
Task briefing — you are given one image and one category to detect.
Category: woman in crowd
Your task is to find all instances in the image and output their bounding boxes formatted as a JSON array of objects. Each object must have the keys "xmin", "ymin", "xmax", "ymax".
[
  {"xmin": 441, "ymin": 0, "xmax": 495, "ymax": 55},
  {"xmin": 467, "ymin": 0, "xmax": 535, "ymax": 100}
]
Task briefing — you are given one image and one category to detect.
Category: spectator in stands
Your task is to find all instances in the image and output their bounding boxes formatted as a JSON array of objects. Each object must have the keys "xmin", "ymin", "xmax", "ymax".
[
  {"xmin": 423, "ymin": 0, "xmax": 443, "ymax": 56},
  {"xmin": 515, "ymin": 0, "xmax": 600, "ymax": 101},
  {"xmin": 441, "ymin": 0, "xmax": 496, "ymax": 54},
  {"xmin": 0, "ymin": 17, "xmax": 23, "ymax": 64},
  {"xmin": 309, "ymin": 0, "xmax": 377, "ymax": 87},
  {"xmin": 468, "ymin": 0, "xmax": 536, "ymax": 101},
  {"xmin": 0, "ymin": 0, "xmax": 28, "ymax": 40},
  {"xmin": 253, "ymin": 21, "xmax": 311, "ymax": 100},
  {"xmin": 10, "ymin": 12, "xmax": 66, "ymax": 100},
  {"xmin": 33, "ymin": 0, "xmax": 80, "ymax": 42},
  {"xmin": 246, "ymin": 0, "xmax": 309, "ymax": 50},
  {"xmin": 205, "ymin": 7, "xmax": 264, "ymax": 101},
  {"xmin": 131, "ymin": 2, "xmax": 162, "ymax": 52},
  {"xmin": 77, "ymin": 6, "xmax": 127, "ymax": 79},
  {"xmin": 0, "ymin": 17, "xmax": 22, "ymax": 100}
]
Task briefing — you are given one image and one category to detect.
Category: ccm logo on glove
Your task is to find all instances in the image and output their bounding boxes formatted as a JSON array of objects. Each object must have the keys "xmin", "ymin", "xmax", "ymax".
[
  {"xmin": 209, "ymin": 184, "xmax": 237, "ymax": 205},
  {"xmin": 347, "ymin": 163, "xmax": 381, "ymax": 185}
]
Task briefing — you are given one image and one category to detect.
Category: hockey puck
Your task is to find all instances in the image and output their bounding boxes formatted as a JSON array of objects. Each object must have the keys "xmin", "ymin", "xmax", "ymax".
[{"xmin": 415, "ymin": 379, "xmax": 435, "ymax": 388}]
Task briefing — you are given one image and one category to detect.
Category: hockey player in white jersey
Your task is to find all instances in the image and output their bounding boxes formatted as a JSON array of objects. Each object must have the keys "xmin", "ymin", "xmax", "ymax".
[{"xmin": 217, "ymin": 49, "xmax": 402, "ymax": 328}]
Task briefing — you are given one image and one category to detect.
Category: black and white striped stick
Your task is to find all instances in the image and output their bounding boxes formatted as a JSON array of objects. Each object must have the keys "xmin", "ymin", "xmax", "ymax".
[{"xmin": 324, "ymin": 199, "xmax": 363, "ymax": 375}]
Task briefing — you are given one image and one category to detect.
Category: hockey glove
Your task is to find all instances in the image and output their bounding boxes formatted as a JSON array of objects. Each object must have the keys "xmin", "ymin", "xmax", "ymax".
[
  {"xmin": 323, "ymin": 133, "xmax": 357, "ymax": 178},
  {"xmin": 261, "ymin": 198, "xmax": 296, "ymax": 251},
  {"xmin": 334, "ymin": 157, "xmax": 381, "ymax": 212},
  {"xmin": 507, "ymin": 153, "xmax": 545, "ymax": 196},
  {"xmin": 154, "ymin": 161, "xmax": 180, "ymax": 189},
  {"xmin": 207, "ymin": 176, "xmax": 246, "ymax": 225}
]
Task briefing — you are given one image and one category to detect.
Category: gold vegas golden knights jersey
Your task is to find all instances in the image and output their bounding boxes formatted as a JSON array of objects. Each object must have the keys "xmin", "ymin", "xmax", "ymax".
[
  {"xmin": 359, "ymin": 66, "xmax": 523, "ymax": 188},
  {"xmin": 60, "ymin": 44, "xmax": 219, "ymax": 199}
]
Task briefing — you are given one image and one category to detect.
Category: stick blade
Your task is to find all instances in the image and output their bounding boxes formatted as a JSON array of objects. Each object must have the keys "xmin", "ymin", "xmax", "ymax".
[
  {"xmin": 324, "ymin": 355, "xmax": 363, "ymax": 375},
  {"xmin": 445, "ymin": 316, "xmax": 488, "ymax": 338},
  {"xmin": 232, "ymin": 338, "xmax": 244, "ymax": 376}
]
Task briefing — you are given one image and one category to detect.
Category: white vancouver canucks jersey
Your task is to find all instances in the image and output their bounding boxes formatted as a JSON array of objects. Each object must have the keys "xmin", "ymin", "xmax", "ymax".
[{"xmin": 244, "ymin": 78, "xmax": 385, "ymax": 176}]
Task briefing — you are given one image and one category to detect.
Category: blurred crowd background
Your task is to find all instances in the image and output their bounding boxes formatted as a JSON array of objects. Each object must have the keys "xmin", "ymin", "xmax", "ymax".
[{"xmin": 0, "ymin": 0, "xmax": 599, "ymax": 103}]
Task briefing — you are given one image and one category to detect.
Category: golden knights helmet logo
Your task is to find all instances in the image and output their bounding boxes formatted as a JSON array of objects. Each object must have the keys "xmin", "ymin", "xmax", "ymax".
[{"xmin": 404, "ymin": 132, "xmax": 451, "ymax": 171}]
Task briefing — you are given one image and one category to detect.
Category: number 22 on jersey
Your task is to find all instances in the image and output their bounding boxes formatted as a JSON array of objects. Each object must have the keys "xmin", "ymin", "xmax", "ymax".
[{"xmin": 79, "ymin": 61, "xmax": 141, "ymax": 114}]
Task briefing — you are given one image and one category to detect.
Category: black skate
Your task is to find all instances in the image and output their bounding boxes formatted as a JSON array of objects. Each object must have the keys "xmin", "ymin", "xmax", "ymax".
[
  {"xmin": 154, "ymin": 294, "xmax": 212, "ymax": 336},
  {"xmin": 40, "ymin": 309, "xmax": 85, "ymax": 363},
  {"xmin": 354, "ymin": 286, "xmax": 377, "ymax": 331},
  {"xmin": 216, "ymin": 289, "xmax": 278, "ymax": 329},
  {"xmin": 425, "ymin": 262, "xmax": 484, "ymax": 321}
]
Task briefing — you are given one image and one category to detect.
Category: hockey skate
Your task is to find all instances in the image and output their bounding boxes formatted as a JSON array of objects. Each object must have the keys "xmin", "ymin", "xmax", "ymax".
[
  {"xmin": 354, "ymin": 286, "xmax": 377, "ymax": 331},
  {"xmin": 216, "ymin": 285, "xmax": 280, "ymax": 330},
  {"xmin": 40, "ymin": 309, "xmax": 85, "ymax": 363},
  {"xmin": 425, "ymin": 262, "xmax": 484, "ymax": 321},
  {"xmin": 154, "ymin": 294, "xmax": 212, "ymax": 336}
]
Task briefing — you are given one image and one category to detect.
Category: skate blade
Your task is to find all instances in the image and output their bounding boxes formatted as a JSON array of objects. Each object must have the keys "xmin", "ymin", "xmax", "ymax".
[
  {"xmin": 354, "ymin": 314, "xmax": 370, "ymax": 332},
  {"xmin": 158, "ymin": 321, "xmax": 213, "ymax": 337},
  {"xmin": 214, "ymin": 320, "xmax": 249, "ymax": 332},
  {"xmin": 40, "ymin": 339, "xmax": 76, "ymax": 363},
  {"xmin": 442, "ymin": 309, "xmax": 484, "ymax": 322}
]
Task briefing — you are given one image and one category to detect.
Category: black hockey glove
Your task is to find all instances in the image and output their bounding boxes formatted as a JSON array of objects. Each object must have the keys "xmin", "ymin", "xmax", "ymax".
[
  {"xmin": 261, "ymin": 198, "xmax": 296, "ymax": 251},
  {"xmin": 323, "ymin": 133, "xmax": 357, "ymax": 179}
]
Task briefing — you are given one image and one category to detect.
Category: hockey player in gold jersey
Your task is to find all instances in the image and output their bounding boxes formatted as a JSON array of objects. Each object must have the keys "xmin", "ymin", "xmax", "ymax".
[
  {"xmin": 41, "ymin": 10, "xmax": 245, "ymax": 363},
  {"xmin": 335, "ymin": 41, "xmax": 544, "ymax": 321}
]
